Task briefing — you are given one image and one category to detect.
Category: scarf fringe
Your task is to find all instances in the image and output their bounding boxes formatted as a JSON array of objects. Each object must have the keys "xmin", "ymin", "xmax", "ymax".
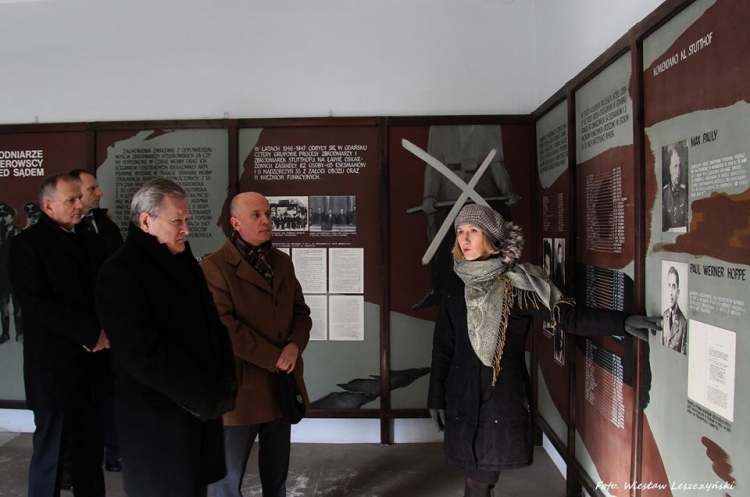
[
  {"xmin": 517, "ymin": 287, "xmax": 576, "ymax": 337},
  {"xmin": 487, "ymin": 280, "xmax": 576, "ymax": 387},
  {"xmin": 491, "ymin": 281, "xmax": 513, "ymax": 386}
]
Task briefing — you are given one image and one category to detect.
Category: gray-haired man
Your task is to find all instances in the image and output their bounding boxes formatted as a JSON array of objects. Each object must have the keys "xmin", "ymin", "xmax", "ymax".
[{"xmin": 96, "ymin": 177, "xmax": 236, "ymax": 497}]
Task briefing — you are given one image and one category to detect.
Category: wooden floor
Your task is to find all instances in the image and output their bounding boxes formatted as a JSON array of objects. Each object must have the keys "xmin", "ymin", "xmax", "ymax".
[{"xmin": 0, "ymin": 432, "xmax": 567, "ymax": 496}]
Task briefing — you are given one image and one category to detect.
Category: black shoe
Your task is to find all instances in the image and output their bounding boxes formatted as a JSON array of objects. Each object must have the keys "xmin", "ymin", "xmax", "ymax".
[
  {"xmin": 0, "ymin": 333, "xmax": 9, "ymax": 345},
  {"xmin": 105, "ymin": 458, "xmax": 122, "ymax": 472}
]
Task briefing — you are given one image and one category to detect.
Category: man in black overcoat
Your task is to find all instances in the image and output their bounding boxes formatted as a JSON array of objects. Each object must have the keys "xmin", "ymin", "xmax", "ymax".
[
  {"xmin": 9, "ymin": 174, "xmax": 111, "ymax": 497},
  {"xmin": 70, "ymin": 169, "xmax": 124, "ymax": 276},
  {"xmin": 55, "ymin": 169, "xmax": 125, "ymax": 488},
  {"xmin": 96, "ymin": 177, "xmax": 236, "ymax": 497}
]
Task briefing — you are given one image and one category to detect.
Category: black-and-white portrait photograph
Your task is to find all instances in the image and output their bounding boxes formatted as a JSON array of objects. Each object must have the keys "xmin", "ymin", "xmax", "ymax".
[
  {"xmin": 542, "ymin": 238, "xmax": 554, "ymax": 278},
  {"xmin": 553, "ymin": 238, "xmax": 565, "ymax": 289},
  {"xmin": 661, "ymin": 260, "xmax": 688, "ymax": 355},
  {"xmin": 309, "ymin": 195, "xmax": 356, "ymax": 233},
  {"xmin": 267, "ymin": 196, "xmax": 309, "ymax": 231},
  {"xmin": 0, "ymin": 202, "xmax": 24, "ymax": 345},
  {"xmin": 541, "ymin": 238, "xmax": 555, "ymax": 338},
  {"xmin": 553, "ymin": 327, "xmax": 565, "ymax": 366},
  {"xmin": 661, "ymin": 140, "xmax": 688, "ymax": 232}
]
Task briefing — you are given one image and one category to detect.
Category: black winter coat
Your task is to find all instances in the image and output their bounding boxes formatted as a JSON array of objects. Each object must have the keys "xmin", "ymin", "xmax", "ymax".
[
  {"xmin": 96, "ymin": 224, "xmax": 236, "ymax": 497},
  {"xmin": 428, "ymin": 270, "xmax": 628, "ymax": 471},
  {"xmin": 74, "ymin": 208, "xmax": 124, "ymax": 274},
  {"xmin": 9, "ymin": 213, "xmax": 111, "ymax": 410}
]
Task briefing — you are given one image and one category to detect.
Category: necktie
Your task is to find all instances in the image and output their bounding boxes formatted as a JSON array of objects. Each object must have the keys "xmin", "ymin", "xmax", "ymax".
[{"xmin": 82, "ymin": 215, "xmax": 97, "ymax": 234}]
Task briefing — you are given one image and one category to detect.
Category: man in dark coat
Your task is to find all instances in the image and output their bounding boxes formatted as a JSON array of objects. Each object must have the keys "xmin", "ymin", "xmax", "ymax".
[
  {"xmin": 9, "ymin": 174, "xmax": 111, "ymax": 497},
  {"xmin": 322, "ymin": 208, "xmax": 334, "ymax": 231},
  {"xmin": 336, "ymin": 207, "xmax": 348, "ymax": 226},
  {"xmin": 56, "ymin": 169, "xmax": 124, "ymax": 485},
  {"xmin": 96, "ymin": 177, "xmax": 237, "ymax": 497},
  {"xmin": 311, "ymin": 206, "xmax": 323, "ymax": 226},
  {"xmin": 70, "ymin": 169, "xmax": 124, "ymax": 275}
]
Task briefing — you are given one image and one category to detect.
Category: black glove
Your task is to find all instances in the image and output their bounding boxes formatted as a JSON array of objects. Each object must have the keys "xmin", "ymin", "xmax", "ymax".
[
  {"xmin": 624, "ymin": 315, "xmax": 662, "ymax": 341},
  {"xmin": 429, "ymin": 408, "xmax": 445, "ymax": 432}
]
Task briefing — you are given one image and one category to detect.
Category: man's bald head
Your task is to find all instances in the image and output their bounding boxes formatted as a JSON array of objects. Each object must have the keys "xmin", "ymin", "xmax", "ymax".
[
  {"xmin": 229, "ymin": 192, "xmax": 272, "ymax": 247},
  {"xmin": 230, "ymin": 192, "xmax": 268, "ymax": 217}
]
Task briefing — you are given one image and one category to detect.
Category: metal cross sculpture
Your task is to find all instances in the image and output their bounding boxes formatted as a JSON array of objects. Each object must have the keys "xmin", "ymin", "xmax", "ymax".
[{"xmin": 401, "ymin": 139, "xmax": 497, "ymax": 265}]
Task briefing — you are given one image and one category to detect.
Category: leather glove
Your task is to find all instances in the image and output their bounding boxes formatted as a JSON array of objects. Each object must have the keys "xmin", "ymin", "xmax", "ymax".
[
  {"xmin": 429, "ymin": 408, "xmax": 445, "ymax": 432},
  {"xmin": 624, "ymin": 315, "xmax": 662, "ymax": 341}
]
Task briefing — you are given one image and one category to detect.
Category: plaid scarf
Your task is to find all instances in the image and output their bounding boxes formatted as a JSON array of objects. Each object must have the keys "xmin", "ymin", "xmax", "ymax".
[
  {"xmin": 455, "ymin": 258, "xmax": 573, "ymax": 386},
  {"xmin": 230, "ymin": 231, "xmax": 274, "ymax": 285}
]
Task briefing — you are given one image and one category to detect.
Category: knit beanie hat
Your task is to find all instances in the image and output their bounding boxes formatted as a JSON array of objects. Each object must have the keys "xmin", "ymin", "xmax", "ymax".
[
  {"xmin": 454, "ymin": 203, "xmax": 524, "ymax": 265},
  {"xmin": 454, "ymin": 204, "xmax": 507, "ymax": 245}
]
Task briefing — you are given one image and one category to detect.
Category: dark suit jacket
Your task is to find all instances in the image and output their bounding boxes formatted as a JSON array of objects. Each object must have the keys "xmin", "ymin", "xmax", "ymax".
[
  {"xmin": 322, "ymin": 214, "xmax": 334, "ymax": 230},
  {"xmin": 96, "ymin": 224, "xmax": 236, "ymax": 494},
  {"xmin": 75, "ymin": 208, "xmax": 124, "ymax": 274},
  {"xmin": 662, "ymin": 304, "xmax": 687, "ymax": 354},
  {"xmin": 9, "ymin": 213, "xmax": 110, "ymax": 410},
  {"xmin": 662, "ymin": 183, "xmax": 688, "ymax": 229}
]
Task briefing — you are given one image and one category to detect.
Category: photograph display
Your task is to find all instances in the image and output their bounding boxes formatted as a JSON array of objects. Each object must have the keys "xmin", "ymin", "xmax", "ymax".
[
  {"xmin": 268, "ymin": 196, "xmax": 308, "ymax": 231},
  {"xmin": 237, "ymin": 126, "xmax": 383, "ymax": 409},
  {"xmin": 642, "ymin": 0, "xmax": 750, "ymax": 490},
  {"xmin": 534, "ymin": 102, "xmax": 572, "ymax": 447},
  {"xmin": 661, "ymin": 261, "xmax": 688, "ymax": 354}
]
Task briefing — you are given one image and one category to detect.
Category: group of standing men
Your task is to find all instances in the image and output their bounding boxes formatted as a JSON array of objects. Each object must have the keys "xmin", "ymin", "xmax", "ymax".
[
  {"xmin": 10, "ymin": 172, "xmax": 311, "ymax": 497},
  {"xmin": 311, "ymin": 205, "xmax": 356, "ymax": 231}
]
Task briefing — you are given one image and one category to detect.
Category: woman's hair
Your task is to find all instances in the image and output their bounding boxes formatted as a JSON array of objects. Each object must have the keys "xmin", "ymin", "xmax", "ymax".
[{"xmin": 452, "ymin": 226, "xmax": 501, "ymax": 260}]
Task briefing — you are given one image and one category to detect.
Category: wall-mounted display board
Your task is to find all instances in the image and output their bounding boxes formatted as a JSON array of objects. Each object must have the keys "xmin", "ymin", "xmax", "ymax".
[
  {"xmin": 95, "ymin": 128, "xmax": 230, "ymax": 260},
  {"xmin": 534, "ymin": 101, "xmax": 571, "ymax": 448},
  {"xmin": 0, "ymin": 130, "xmax": 90, "ymax": 404},
  {"xmin": 642, "ymin": 0, "xmax": 749, "ymax": 492},
  {"xmin": 236, "ymin": 124, "xmax": 384, "ymax": 411},
  {"xmin": 574, "ymin": 52, "xmax": 639, "ymax": 491},
  {"xmin": 387, "ymin": 121, "xmax": 534, "ymax": 410}
]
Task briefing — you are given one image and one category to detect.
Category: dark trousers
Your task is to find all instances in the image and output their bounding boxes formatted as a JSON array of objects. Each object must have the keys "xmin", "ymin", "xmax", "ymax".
[
  {"xmin": 103, "ymin": 396, "xmax": 119, "ymax": 463},
  {"xmin": 63, "ymin": 395, "xmax": 119, "ymax": 478},
  {"xmin": 29, "ymin": 402, "xmax": 105, "ymax": 497},
  {"xmin": 213, "ymin": 418, "xmax": 291, "ymax": 497}
]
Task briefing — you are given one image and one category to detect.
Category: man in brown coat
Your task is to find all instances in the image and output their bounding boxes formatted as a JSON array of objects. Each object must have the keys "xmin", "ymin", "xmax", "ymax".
[{"xmin": 201, "ymin": 192, "xmax": 312, "ymax": 497}]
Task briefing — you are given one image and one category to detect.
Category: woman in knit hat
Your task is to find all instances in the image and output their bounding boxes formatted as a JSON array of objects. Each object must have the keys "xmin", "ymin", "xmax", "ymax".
[{"xmin": 427, "ymin": 203, "xmax": 660, "ymax": 497}]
